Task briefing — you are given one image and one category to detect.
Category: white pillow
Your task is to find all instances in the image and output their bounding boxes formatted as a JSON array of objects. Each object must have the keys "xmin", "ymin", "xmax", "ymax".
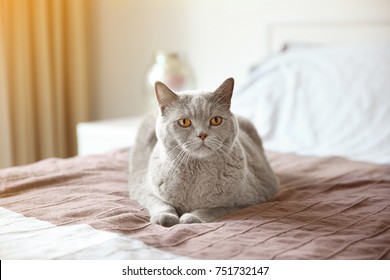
[{"xmin": 232, "ymin": 42, "xmax": 390, "ymax": 164}]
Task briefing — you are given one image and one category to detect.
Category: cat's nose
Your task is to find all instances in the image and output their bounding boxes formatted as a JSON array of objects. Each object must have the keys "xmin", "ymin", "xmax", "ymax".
[{"xmin": 198, "ymin": 133, "xmax": 208, "ymax": 141}]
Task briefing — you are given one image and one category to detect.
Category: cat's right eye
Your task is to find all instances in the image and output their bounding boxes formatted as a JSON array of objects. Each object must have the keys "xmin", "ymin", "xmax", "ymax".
[
  {"xmin": 178, "ymin": 118, "xmax": 192, "ymax": 128},
  {"xmin": 210, "ymin": 116, "xmax": 223, "ymax": 126}
]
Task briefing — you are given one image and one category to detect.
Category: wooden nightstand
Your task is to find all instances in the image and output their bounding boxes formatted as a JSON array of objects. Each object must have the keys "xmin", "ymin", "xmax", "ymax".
[{"xmin": 76, "ymin": 116, "xmax": 144, "ymax": 156}]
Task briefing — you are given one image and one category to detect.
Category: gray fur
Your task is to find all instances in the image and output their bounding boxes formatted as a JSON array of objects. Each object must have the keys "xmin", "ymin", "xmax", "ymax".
[{"xmin": 128, "ymin": 78, "xmax": 278, "ymax": 227}]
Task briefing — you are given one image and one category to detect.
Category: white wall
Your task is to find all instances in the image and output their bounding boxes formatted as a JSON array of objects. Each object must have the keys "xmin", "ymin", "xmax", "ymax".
[{"xmin": 89, "ymin": 0, "xmax": 390, "ymax": 120}]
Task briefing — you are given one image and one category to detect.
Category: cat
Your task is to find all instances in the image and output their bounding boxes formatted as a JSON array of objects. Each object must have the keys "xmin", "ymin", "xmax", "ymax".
[{"xmin": 128, "ymin": 78, "xmax": 278, "ymax": 227}]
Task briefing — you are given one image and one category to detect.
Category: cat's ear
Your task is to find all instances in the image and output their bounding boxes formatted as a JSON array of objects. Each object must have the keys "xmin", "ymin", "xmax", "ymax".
[
  {"xmin": 155, "ymin": 81, "xmax": 178, "ymax": 113},
  {"xmin": 214, "ymin": 77, "xmax": 234, "ymax": 109}
]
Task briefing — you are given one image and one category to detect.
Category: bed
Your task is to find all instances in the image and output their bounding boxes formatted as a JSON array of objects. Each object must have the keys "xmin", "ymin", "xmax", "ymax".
[
  {"xmin": 1, "ymin": 41, "xmax": 390, "ymax": 259},
  {"xmin": 1, "ymin": 147, "xmax": 390, "ymax": 259}
]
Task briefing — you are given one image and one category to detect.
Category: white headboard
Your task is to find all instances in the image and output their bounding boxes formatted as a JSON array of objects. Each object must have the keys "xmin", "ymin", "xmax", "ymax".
[{"xmin": 265, "ymin": 19, "xmax": 390, "ymax": 54}]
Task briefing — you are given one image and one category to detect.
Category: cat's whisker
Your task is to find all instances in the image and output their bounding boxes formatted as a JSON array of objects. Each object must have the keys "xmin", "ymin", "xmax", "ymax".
[
  {"xmin": 167, "ymin": 150, "xmax": 184, "ymax": 168},
  {"xmin": 171, "ymin": 139, "xmax": 199, "ymax": 164},
  {"xmin": 164, "ymin": 148, "xmax": 189, "ymax": 186},
  {"xmin": 169, "ymin": 143, "xmax": 184, "ymax": 155},
  {"xmin": 207, "ymin": 138, "xmax": 240, "ymax": 168},
  {"xmin": 168, "ymin": 140, "xmax": 198, "ymax": 165},
  {"xmin": 170, "ymin": 149, "xmax": 186, "ymax": 166}
]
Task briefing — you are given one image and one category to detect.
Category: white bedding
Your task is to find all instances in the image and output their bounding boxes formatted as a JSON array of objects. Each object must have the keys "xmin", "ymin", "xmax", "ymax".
[
  {"xmin": 233, "ymin": 42, "xmax": 390, "ymax": 164},
  {"xmin": 0, "ymin": 207, "xmax": 185, "ymax": 260}
]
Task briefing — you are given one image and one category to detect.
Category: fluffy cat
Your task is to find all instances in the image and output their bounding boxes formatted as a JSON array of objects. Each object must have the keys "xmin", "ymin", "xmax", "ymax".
[{"xmin": 128, "ymin": 78, "xmax": 278, "ymax": 227}]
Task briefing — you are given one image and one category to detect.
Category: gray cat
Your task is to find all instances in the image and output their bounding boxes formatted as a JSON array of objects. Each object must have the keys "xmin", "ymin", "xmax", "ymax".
[{"xmin": 128, "ymin": 78, "xmax": 278, "ymax": 227}]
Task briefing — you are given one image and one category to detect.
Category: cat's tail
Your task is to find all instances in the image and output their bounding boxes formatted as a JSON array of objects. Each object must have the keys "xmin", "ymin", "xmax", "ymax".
[{"xmin": 128, "ymin": 113, "xmax": 158, "ymax": 175}]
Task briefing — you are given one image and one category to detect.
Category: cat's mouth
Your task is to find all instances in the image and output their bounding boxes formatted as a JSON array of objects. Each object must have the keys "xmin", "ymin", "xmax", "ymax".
[
  {"xmin": 188, "ymin": 142, "xmax": 213, "ymax": 158},
  {"xmin": 192, "ymin": 142, "xmax": 207, "ymax": 151},
  {"xmin": 180, "ymin": 139, "xmax": 217, "ymax": 158},
  {"xmin": 182, "ymin": 141, "xmax": 212, "ymax": 158}
]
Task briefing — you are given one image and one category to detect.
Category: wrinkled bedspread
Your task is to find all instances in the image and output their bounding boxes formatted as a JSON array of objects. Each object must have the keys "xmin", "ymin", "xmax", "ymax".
[{"xmin": 1, "ymin": 149, "xmax": 389, "ymax": 259}]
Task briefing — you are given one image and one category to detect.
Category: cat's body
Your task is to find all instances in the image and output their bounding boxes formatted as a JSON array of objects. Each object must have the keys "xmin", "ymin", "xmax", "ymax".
[{"xmin": 129, "ymin": 78, "xmax": 278, "ymax": 226}]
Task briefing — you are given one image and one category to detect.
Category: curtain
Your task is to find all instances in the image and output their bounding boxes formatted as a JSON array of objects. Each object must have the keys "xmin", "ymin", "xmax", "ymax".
[{"xmin": 0, "ymin": 0, "xmax": 90, "ymax": 168}]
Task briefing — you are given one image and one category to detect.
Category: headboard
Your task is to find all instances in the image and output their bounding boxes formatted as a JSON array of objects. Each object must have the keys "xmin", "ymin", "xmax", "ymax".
[{"xmin": 264, "ymin": 19, "xmax": 390, "ymax": 54}]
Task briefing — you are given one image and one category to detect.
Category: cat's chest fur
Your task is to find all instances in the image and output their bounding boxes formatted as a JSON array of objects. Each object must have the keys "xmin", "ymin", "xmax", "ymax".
[{"xmin": 148, "ymin": 145, "xmax": 246, "ymax": 214}]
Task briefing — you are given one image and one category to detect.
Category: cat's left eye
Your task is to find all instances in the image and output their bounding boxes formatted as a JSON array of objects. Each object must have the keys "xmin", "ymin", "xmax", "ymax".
[{"xmin": 210, "ymin": 116, "xmax": 222, "ymax": 126}]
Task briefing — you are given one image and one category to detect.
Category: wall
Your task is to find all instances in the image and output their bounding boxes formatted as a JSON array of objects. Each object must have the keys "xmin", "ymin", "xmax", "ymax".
[{"xmin": 88, "ymin": 0, "xmax": 390, "ymax": 120}]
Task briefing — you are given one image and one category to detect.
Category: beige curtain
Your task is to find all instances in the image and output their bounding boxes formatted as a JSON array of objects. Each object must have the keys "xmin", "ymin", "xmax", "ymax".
[{"xmin": 0, "ymin": 0, "xmax": 90, "ymax": 168}]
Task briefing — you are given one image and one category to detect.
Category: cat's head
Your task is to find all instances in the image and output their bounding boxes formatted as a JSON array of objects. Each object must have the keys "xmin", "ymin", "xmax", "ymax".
[{"xmin": 154, "ymin": 78, "xmax": 238, "ymax": 159}]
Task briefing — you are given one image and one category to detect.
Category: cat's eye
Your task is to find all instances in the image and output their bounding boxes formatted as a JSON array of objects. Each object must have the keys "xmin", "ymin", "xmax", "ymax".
[
  {"xmin": 178, "ymin": 118, "xmax": 192, "ymax": 128},
  {"xmin": 210, "ymin": 116, "xmax": 222, "ymax": 126}
]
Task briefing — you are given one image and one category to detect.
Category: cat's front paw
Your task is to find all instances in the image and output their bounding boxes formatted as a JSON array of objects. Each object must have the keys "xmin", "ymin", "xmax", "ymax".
[
  {"xmin": 151, "ymin": 213, "xmax": 179, "ymax": 227},
  {"xmin": 179, "ymin": 213, "xmax": 202, "ymax": 224}
]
